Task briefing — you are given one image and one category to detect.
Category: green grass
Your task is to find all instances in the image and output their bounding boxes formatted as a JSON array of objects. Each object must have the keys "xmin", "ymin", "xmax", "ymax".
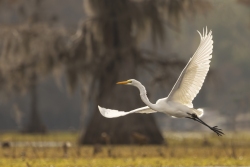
[
  {"xmin": 1, "ymin": 131, "xmax": 250, "ymax": 166},
  {"xmin": 1, "ymin": 157, "xmax": 249, "ymax": 167}
]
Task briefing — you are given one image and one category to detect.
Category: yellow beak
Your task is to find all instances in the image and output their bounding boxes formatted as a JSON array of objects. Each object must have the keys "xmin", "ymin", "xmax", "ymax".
[{"xmin": 116, "ymin": 80, "xmax": 131, "ymax": 85}]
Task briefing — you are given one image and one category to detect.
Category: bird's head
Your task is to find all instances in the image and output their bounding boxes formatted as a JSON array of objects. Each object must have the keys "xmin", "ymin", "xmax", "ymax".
[{"xmin": 116, "ymin": 79, "xmax": 139, "ymax": 86}]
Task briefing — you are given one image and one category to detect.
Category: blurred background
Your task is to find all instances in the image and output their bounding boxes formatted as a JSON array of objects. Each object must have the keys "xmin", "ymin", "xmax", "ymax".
[{"xmin": 0, "ymin": 0, "xmax": 250, "ymax": 145}]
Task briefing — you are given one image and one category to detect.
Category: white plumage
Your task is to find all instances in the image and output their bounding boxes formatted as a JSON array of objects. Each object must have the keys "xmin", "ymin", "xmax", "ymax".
[
  {"xmin": 98, "ymin": 27, "xmax": 224, "ymax": 136},
  {"xmin": 99, "ymin": 106, "xmax": 155, "ymax": 118},
  {"xmin": 168, "ymin": 28, "xmax": 213, "ymax": 108}
]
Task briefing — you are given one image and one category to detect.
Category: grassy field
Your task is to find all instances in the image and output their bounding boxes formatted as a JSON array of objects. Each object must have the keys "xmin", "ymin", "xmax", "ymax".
[{"xmin": 1, "ymin": 132, "xmax": 250, "ymax": 167}]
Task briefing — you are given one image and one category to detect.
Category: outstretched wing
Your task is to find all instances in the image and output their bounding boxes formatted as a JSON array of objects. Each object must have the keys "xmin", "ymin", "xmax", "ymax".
[
  {"xmin": 167, "ymin": 27, "xmax": 213, "ymax": 108},
  {"xmin": 98, "ymin": 106, "xmax": 157, "ymax": 118}
]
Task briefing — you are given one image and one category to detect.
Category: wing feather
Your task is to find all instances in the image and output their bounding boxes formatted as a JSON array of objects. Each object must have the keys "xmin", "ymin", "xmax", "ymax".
[
  {"xmin": 98, "ymin": 106, "xmax": 156, "ymax": 118},
  {"xmin": 167, "ymin": 27, "xmax": 213, "ymax": 108}
]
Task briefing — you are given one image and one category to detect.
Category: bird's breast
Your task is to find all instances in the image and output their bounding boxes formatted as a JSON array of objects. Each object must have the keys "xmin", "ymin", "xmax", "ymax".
[{"xmin": 160, "ymin": 101, "xmax": 190, "ymax": 118}]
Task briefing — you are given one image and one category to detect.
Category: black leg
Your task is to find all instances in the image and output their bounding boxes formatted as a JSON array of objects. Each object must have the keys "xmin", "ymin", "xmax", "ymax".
[{"xmin": 186, "ymin": 113, "xmax": 224, "ymax": 136}]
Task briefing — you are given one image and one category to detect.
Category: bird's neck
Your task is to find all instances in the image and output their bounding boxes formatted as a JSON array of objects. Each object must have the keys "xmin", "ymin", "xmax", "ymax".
[{"xmin": 136, "ymin": 83, "xmax": 158, "ymax": 111}]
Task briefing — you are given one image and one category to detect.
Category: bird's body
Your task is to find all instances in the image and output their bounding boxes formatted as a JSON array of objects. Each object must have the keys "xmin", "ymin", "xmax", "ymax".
[
  {"xmin": 98, "ymin": 27, "xmax": 224, "ymax": 136},
  {"xmin": 160, "ymin": 100, "xmax": 192, "ymax": 118},
  {"xmin": 156, "ymin": 99, "xmax": 191, "ymax": 118}
]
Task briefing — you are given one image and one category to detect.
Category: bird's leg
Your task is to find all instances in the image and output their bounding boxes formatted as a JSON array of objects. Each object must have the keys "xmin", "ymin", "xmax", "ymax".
[{"xmin": 186, "ymin": 113, "xmax": 224, "ymax": 136}]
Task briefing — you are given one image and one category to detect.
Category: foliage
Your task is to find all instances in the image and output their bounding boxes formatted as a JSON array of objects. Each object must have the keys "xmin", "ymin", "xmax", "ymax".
[
  {"xmin": 0, "ymin": 24, "xmax": 68, "ymax": 96},
  {"xmin": 66, "ymin": 0, "xmax": 212, "ymax": 92}
]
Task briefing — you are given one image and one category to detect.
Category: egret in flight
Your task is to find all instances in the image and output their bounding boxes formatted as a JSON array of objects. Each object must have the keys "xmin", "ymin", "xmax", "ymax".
[{"xmin": 98, "ymin": 27, "xmax": 224, "ymax": 136}]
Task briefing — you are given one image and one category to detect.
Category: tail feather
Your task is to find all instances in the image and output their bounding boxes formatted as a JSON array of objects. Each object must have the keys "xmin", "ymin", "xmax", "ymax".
[{"xmin": 193, "ymin": 108, "xmax": 204, "ymax": 117}]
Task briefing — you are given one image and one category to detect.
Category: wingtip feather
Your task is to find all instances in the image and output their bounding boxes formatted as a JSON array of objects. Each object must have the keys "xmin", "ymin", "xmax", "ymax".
[
  {"xmin": 197, "ymin": 27, "xmax": 213, "ymax": 42},
  {"xmin": 98, "ymin": 105, "xmax": 127, "ymax": 118},
  {"xmin": 98, "ymin": 105, "xmax": 106, "ymax": 117},
  {"xmin": 197, "ymin": 30, "xmax": 202, "ymax": 39},
  {"xmin": 98, "ymin": 105, "xmax": 102, "ymax": 111}
]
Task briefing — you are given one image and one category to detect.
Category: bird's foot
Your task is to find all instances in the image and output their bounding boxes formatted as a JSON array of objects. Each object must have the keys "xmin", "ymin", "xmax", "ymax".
[
  {"xmin": 210, "ymin": 126, "xmax": 224, "ymax": 136},
  {"xmin": 186, "ymin": 113, "xmax": 225, "ymax": 136}
]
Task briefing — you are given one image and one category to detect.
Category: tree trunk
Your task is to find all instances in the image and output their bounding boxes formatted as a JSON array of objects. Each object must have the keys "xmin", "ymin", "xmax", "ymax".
[
  {"xmin": 78, "ymin": 0, "xmax": 164, "ymax": 144},
  {"xmin": 80, "ymin": 52, "xmax": 164, "ymax": 145},
  {"xmin": 23, "ymin": 74, "xmax": 46, "ymax": 133}
]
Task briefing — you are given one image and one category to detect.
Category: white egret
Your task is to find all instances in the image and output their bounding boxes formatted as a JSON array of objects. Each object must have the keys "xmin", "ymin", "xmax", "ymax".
[{"xmin": 98, "ymin": 27, "xmax": 224, "ymax": 136}]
